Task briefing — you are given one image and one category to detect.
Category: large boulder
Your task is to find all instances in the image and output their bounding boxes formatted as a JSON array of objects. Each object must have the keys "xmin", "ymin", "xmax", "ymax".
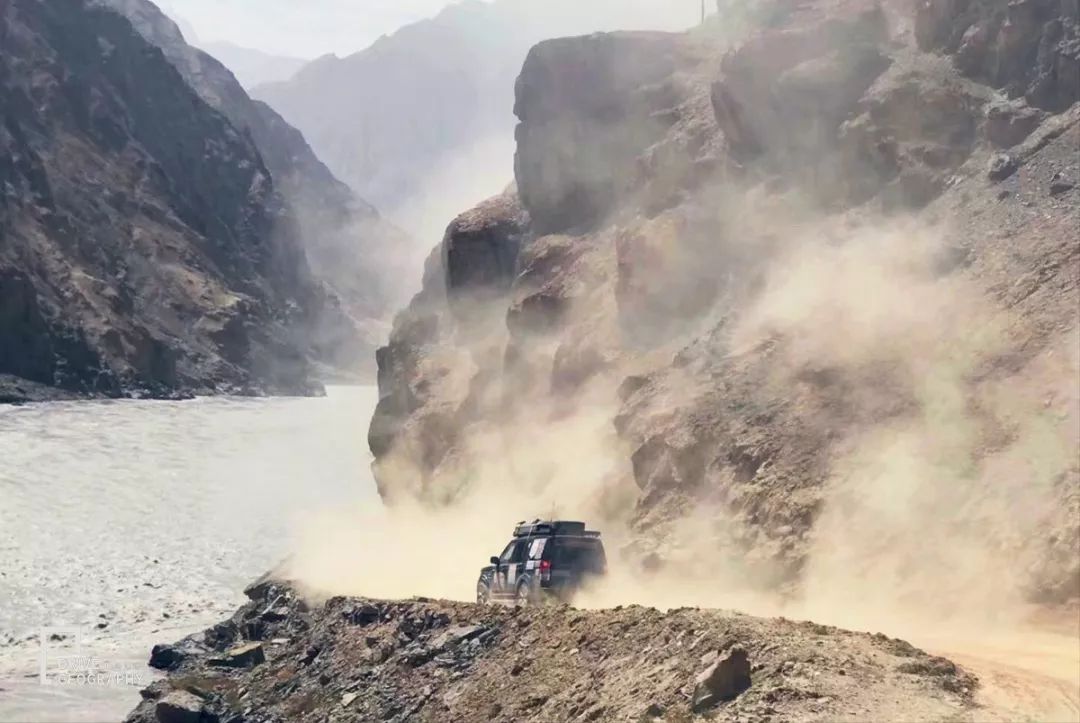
[
  {"xmin": 837, "ymin": 58, "xmax": 990, "ymax": 207},
  {"xmin": 692, "ymin": 648, "xmax": 752, "ymax": 711},
  {"xmin": 442, "ymin": 189, "xmax": 530, "ymax": 321},
  {"xmin": 514, "ymin": 32, "xmax": 687, "ymax": 233},
  {"xmin": 154, "ymin": 691, "xmax": 216, "ymax": 723},
  {"xmin": 149, "ymin": 636, "xmax": 208, "ymax": 671}
]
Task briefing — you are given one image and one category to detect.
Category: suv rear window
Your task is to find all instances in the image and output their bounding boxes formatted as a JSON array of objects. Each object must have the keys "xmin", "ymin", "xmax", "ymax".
[{"xmin": 549, "ymin": 538, "xmax": 606, "ymax": 571}]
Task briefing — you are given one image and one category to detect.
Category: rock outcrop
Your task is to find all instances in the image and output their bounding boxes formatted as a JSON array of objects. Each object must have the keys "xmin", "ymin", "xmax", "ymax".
[
  {"xmin": 369, "ymin": 187, "xmax": 527, "ymax": 502},
  {"xmin": 125, "ymin": 579, "xmax": 977, "ymax": 723},
  {"xmin": 0, "ymin": 0, "xmax": 343, "ymax": 397},
  {"xmin": 914, "ymin": 0, "xmax": 1080, "ymax": 111},
  {"xmin": 371, "ymin": 0, "xmax": 1080, "ymax": 610}
]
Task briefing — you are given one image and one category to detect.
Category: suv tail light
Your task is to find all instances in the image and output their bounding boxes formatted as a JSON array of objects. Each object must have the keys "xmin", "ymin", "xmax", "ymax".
[{"xmin": 539, "ymin": 559, "xmax": 551, "ymax": 582}]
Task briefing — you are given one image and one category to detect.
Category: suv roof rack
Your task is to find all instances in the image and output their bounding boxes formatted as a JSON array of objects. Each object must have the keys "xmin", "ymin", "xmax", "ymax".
[{"xmin": 513, "ymin": 519, "xmax": 596, "ymax": 538}]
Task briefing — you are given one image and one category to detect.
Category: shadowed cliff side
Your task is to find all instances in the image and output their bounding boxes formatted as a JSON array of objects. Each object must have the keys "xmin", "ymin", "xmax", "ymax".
[
  {"xmin": 0, "ymin": 0, "xmax": 345, "ymax": 398},
  {"xmin": 95, "ymin": 0, "xmax": 413, "ymax": 372}
]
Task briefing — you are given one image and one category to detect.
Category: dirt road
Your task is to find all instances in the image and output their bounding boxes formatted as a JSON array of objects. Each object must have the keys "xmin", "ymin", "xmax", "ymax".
[{"xmin": 929, "ymin": 629, "xmax": 1080, "ymax": 722}]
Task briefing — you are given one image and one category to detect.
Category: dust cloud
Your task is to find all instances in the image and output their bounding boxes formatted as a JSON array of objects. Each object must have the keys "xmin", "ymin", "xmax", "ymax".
[
  {"xmin": 270, "ymin": 3, "xmax": 1076, "ymax": 715},
  {"xmin": 284, "ymin": 380, "xmax": 631, "ymax": 601},
  {"xmin": 731, "ymin": 220, "xmax": 1078, "ymax": 636},
  {"xmin": 385, "ymin": 133, "xmax": 518, "ymax": 297},
  {"xmin": 284, "ymin": 209, "xmax": 1076, "ymax": 656}
]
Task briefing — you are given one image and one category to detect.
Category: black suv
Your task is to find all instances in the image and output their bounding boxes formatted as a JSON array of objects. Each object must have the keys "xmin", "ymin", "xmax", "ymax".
[{"xmin": 476, "ymin": 520, "xmax": 607, "ymax": 605}]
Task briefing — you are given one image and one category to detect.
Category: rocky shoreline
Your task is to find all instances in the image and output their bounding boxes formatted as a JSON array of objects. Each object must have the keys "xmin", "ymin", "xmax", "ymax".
[
  {"xmin": 124, "ymin": 578, "xmax": 978, "ymax": 723},
  {"xmin": 0, "ymin": 374, "xmax": 89, "ymax": 405},
  {"xmin": 0, "ymin": 373, "xmax": 328, "ymax": 406}
]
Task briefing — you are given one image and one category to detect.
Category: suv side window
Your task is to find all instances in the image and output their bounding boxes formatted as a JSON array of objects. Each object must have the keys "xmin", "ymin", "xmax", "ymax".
[
  {"xmin": 499, "ymin": 542, "xmax": 517, "ymax": 562},
  {"xmin": 511, "ymin": 538, "xmax": 533, "ymax": 561},
  {"xmin": 509, "ymin": 541, "xmax": 528, "ymax": 563},
  {"xmin": 528, "ymin": 539, "xmax": 547, "ymax": 560},
  {"xmin": 502, "ymin": 541, "xmax": 529, "ymax": 563}
]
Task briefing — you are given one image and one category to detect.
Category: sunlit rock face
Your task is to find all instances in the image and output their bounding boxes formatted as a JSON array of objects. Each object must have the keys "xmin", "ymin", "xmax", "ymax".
[{"xmin": 370, "ymin": 1, "xmax": 1080, "ymax": 608}]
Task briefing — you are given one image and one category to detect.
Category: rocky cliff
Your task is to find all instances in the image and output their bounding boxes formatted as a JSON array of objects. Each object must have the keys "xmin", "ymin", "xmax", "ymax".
[
  {"xmin": 0, "ymin": 0, "xmax": 353, "ymax": 398},
  {"xmin": 96, "ymin": 0, "xmax": 412, "ymax": 368},
  {"xmin": 371, "ymin": 0, "xmax": 1080, "ymax": 615}
]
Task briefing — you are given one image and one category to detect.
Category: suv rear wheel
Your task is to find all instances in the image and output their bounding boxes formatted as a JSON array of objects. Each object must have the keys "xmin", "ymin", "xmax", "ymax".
[{"xmin": 515, "ymin": 581, "xmax": 532, "ymax": 607}]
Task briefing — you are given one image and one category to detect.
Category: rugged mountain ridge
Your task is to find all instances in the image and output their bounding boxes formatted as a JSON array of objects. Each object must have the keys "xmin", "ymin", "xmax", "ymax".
[
  {"xmin": 0, "ymin": 0, "xmax": 350, "ymax": 398},
  {"xmin": 252, "ymin": 0, "xmax": 697, "ymax": 234},
  {"xmin": 370, "ymin": 0, "xmax": 1079, "ymax": 612},
  {"xmin": 196, "ymin": 41, "xmax": 306, "ymax": 90},
  {"xmin": 96, "ymin": 0, "xmax": 411, "ymax": 363}
]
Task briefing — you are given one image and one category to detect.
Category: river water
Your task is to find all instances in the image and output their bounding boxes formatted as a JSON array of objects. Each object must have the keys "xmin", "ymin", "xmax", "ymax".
[{"xmin": 0, "ymin": 387, "xmax": 380, "ymax": 722}]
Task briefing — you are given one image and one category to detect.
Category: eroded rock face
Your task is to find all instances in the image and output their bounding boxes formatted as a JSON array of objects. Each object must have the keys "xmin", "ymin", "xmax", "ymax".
[
  {"xmin": 711, "ymin": 5, "xmax": 892, "ymax": 167},
  {"xmin": 915, "ymin": 0, "xmax": 1080, "ymax": 111},
  {"xmin": 371, "ymin": 0, "xmax": 1080, "ymax": 605}
]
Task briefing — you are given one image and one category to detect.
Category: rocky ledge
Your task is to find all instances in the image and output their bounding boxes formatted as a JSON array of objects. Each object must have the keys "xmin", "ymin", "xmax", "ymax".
[{"xmin": 126, "ymin": 579, "xmax": 976, "ymax": 723}]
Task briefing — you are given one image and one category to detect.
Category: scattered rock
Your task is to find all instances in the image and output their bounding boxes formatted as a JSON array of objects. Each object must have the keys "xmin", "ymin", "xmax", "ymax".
[
  {"xmin": 897, "ymin": 657, "xmax": 958, "ymax": 677},
  {"xmin": 207, "ymin": 642, "xmax": 265, "ymax": 669},
  {"xmin": 150, "ymin": 638, "xmax": 207, "ymax": 672},
  {"xmin": 692, "ymin": 647, "xmax": 752, "ymax": 711},
  {"xmin": 430, "ymin": 625, "xmax": 485, "ymax": 651},
  {"xmin": 988, "ymin": 153, "xmax": 1019, "ymax": 181},
  {"xmin": 259, "ymin": 606, "xmax": 290, "ymax": 623},
  {"xmin": 154, "ymin": 691, "xmax": 216, "ymax": 723},
  {"xmin": 986, "ymin": 100, "xmax": 1045, "ymax": 148},
  {"xmin": 1049, "ymin": 174, "xmax": 1076, "ymax": 196}
]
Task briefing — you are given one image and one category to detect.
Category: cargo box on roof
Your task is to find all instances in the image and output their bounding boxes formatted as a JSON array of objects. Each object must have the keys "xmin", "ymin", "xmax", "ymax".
[{"xmin": 512, "ymin": 520, "xmax": 590, "ymax": 538}]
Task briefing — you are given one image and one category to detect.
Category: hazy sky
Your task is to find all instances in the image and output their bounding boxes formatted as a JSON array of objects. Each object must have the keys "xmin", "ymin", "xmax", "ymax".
[
  {"xmin": 161, "ymin": 0, "xmax": 703, "ymax": 60},
  {"xmin": 160, "ymin": 0, "xmax": 487, "ymax": 58}
]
